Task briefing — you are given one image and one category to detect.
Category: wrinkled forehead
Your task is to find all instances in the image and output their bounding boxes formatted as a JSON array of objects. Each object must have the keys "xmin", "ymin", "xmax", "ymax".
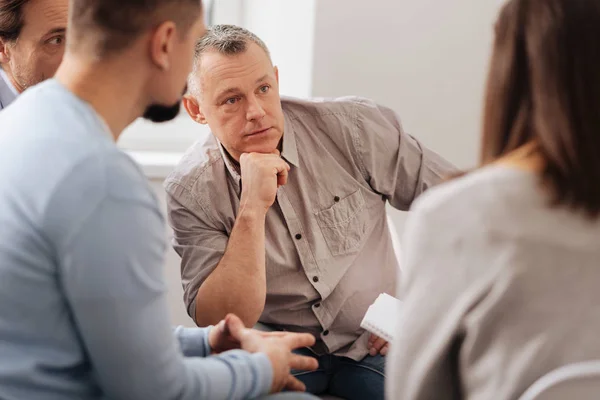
[
  {"xmin": 21, "ymin": 0, "xmax": 68, "ymax": 36},
  {"xmin": 198, "ymin": 44, "xmax": 274, "ymax": 96}
]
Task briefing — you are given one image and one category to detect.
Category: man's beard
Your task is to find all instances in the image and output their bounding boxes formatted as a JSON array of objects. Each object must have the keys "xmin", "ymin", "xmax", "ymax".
[
  {"xmin": 143, "ymin": 85, "xmax": 188, "ymax": 122},
  {"xmin": 142, "ymin": 101, "xmax": 181, "ymax": 123}
]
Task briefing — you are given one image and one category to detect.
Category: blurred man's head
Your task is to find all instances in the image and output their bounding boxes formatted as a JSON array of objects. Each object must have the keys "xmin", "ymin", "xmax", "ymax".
[
  {"xmin": 64, "ymin": 0, "xmax": 205, "ymax": 123},
  {"xmin": 0, "ymin": 0, "xmax": 68, "ymax": 93},
  {"xmin": 183, "ymin": 25, "xmax": 284, "ymax": 161}
]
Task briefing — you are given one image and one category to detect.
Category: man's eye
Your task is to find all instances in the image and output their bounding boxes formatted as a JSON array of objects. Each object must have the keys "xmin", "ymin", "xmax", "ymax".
[
  {"xmin": 225, "ymin": 97, "xmax": 238, "ymax": 105},
  {"xmin": 260, "ymin": 85, "xmax": 270, "ymax": 93},
  {"xmin": 47, "ymin": 36, "xmax": 64, "ymax": 45}
]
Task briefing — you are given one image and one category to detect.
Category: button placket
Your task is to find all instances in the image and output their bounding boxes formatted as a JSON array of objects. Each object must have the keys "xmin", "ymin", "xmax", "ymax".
[
  {"xmin": 276, "ymin": 188, "xmax": 335, "ymax": 332},
  {"xmin": 276, "ymin": 188, "xmax": 321, "ymax": 289}
]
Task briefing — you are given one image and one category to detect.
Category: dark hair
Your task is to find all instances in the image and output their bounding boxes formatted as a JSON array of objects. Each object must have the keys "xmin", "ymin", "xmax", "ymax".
[
  {"xmin": 69, "ymin": 0, "xmax": 202, "ymax": 55},
  {"xmin": 481, "ymin": 0, "xmax": 600, "ymax": 216},
  {"xmin": 0, "ymin": 0, "xmax": 28, "ymax": 42}
]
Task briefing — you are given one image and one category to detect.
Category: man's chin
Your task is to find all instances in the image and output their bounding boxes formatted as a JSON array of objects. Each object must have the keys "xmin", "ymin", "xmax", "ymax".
[
  {"xmin": 243, "ymin": 146, "xmax": 281, "ymax": 157},
  {"xmin": 243, "ymin": 131, "xmax": 282, "ymax": 149},
  {"xmin": 142, "ymin": 102, "xmax": 181, "ymax": 123}
]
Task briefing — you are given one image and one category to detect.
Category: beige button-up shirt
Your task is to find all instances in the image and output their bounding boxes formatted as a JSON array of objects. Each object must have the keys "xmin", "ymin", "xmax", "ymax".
[{"xmin": 165, "ymin": 96, "xmax": 456, "ymax": 361}]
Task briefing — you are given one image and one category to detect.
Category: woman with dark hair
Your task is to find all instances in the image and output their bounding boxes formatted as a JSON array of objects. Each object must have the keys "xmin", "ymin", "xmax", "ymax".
[{"xmin": 387, "ymin": 0, "xmax": 600, "ymax": 399}]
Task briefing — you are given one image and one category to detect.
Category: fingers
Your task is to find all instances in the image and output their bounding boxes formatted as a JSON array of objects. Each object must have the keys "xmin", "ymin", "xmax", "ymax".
[
  {"xmin": 213, "ymin": 319, "xmax": 226, "ymax": 338},
  {"xmin": 208, "ymin": 320, "xmax": 224, "ymax": 350},
  {"xmin": 369, "ymin": 336, "xmax": 388, "ymax": 356},
  {"xmin": 381, "ymin": 343, "xmax": 390, "ymax": 356},
  {"xmin": 239, "ymin": 152, "xmax": 290, "ymax": 189},
  {"xmin": 283, "ymin": 332, "xmax": 316, "ymax": 350},
  {"xmin": 368, "ymin": 334, "xmax": 377, "ymax": 347},
  {"xmin": 288, "ymin": 354, "xmax": 319, "ymax": 372},
  {"xmin": 284, "ymin": 375, "xmax": 307, "ymax": 392},
  {"xmin": 215, "ymin": 317, "xmax": 230, "ymax": 336},
  {"xmin": 277, "ymin": 174, "xmax": 288, "ymax": 187},
  {"xmin": 224, "ymin": 314, "xmax": 247, "ymax": 340},
  {"xmin": 276, "ymin": 162, "xmax": 289, "ymax": 187},
  {"xmin": 258, "ymin": 331, "xmax": 290, "ymax": 338},
  {"xmin": 258, "ymin": 331, "xmax": 313, "ymax": 340}
]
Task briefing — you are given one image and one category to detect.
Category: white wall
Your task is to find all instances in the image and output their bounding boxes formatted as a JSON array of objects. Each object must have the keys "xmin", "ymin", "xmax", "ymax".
[
  {"xmin": 312, "ymin": 0, "xmax": 503, "ymax": 169},
  {"xmin": 242, "ymin": 0, "xmax": 317, "ymax": 98},
  {"xmin": 311, "ymin": 0, "xmax": 503, "ymax": 231}
]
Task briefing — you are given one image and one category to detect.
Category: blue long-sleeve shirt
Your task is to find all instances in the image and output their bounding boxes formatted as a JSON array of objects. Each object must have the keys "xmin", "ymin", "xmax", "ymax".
[{"xmin": 0, "ymin": 80, "xmax": 272, "ymax": 400}]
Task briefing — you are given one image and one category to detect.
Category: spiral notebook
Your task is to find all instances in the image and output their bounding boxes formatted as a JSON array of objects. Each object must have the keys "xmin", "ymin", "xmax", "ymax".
[{"xmin": 360, "ymin": 293, "xmax": 402, "ymax": 342}]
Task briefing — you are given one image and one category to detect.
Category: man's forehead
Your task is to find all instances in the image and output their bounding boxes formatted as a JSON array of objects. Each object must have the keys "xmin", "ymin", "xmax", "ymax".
[
  {"xmin": 23, "ymin": 0, "xmax": 68, "ymax": 31},
  {"xmin": 200, "ymin": 49, "xmax": 274, "ymax": 93}
]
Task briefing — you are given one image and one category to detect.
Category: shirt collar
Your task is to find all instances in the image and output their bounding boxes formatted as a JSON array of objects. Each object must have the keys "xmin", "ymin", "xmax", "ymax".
[
  {"xmin": 0, "ymin": 69, "xmax": 19, "ymax": 108},
  {"xmin": 218, "ymin": 142, "xmax": 242, "ymax": 186},
  {"xmin": 218, "ymin": 110, "xmax": 300, "ymax": 185},
  {"xmin": 281, "ymin": 110, "xmax": 299, "ymax": 167}
]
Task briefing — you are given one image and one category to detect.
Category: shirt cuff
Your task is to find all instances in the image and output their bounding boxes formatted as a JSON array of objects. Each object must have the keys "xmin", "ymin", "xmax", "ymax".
[{"xmin": 174, "ymin": 325, "xmax": 213, "ymax": 358}]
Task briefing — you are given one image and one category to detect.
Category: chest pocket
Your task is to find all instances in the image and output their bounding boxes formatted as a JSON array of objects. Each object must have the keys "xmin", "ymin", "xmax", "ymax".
[{"xmin": 315, "ymin": 189, "xmax": 369, "ymax": 257}]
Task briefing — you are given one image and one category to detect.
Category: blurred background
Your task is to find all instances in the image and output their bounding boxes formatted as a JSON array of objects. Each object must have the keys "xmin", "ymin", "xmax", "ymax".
[{"xmin": 118, "ymin": 0, "xmax": 504, "ymax": 327}]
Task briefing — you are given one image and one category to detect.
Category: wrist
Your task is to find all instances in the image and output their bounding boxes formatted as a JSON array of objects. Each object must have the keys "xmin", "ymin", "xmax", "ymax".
[{"xmin": 238, "ymin": 200, "xmax": 269, "ymax": 220}]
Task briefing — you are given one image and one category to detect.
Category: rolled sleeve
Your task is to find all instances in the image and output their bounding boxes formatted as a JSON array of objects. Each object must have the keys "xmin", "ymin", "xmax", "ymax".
[
  {"xmin": 165, "ymin": 181, "xmax": 230, "ymax": 322},
  {"xmin": 351, "ymin": 99, "xmax": 458, "ymax": 210}
]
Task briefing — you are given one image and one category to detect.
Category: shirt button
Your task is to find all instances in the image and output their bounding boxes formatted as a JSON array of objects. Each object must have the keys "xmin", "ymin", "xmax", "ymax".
[
  {"xmin": 312, "ymin": 276, "xmax": 319, "ymax": 283},
  {"xmin": 334, "ymin": 196, "xmax": 340, "ymax": 202},
  {"xmin": 322, "ymin": 330, "xmax": 330, "ymax": 336},
  {"xmin": 295, "ymin": 234, "xmax": 302, "ymax": 240}
]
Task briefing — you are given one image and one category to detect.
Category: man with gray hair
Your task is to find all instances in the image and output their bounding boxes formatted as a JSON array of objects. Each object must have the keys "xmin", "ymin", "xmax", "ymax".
[{"xmin": 166, "ymin": 24, "xmax": 457, "ymax": 399}]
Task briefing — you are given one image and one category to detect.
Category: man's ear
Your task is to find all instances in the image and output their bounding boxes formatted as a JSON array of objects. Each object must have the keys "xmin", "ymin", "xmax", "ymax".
[
  {"xmin": 0, "ymin": 38, "xmax": 11, "ymax": 65},
  {"xmin": 149, "ymin": 21, "xmax": 176, "ymax": 70},
  {"xmin": 183, "ymin": 94, "xmax": 208, "ymax": 124},
  {"xmin": 274, "ymin": 65, "xmax": 279, "ymax": 84}
]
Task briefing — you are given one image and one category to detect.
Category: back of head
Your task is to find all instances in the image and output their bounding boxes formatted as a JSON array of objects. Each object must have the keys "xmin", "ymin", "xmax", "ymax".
[
  {"xmin": 68, "ymin": 0, "xmax": 202, "ymax": 56},
  {"xmin": 60, "ymin": 0, "xmax": 205, "ymax": 126},
  {"xmin": 481, "ymin": 0, "xmax": 600, "ymax": 216}
]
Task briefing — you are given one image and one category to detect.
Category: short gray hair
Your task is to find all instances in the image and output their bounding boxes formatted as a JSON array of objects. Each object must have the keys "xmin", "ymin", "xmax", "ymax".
[{"xmin": 188, "ymin": 24, "xmax": 272, "ymax": 96}]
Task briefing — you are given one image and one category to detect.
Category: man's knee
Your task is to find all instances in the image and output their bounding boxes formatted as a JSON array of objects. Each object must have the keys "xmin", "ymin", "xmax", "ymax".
[{"xmin": 357, "ymin": 354, "xmax": 386, "ymax": 375}]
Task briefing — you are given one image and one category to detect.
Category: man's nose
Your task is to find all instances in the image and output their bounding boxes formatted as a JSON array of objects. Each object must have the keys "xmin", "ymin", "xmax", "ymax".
[{"xmin": 246, "ymin": 95, "xmax": 266, "ymax": 121}]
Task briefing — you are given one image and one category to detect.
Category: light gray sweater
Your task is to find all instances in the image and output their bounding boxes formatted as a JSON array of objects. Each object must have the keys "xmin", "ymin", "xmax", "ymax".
[
  {"xmin": 0, "ymin": 80, "xmax": 272, "ymax": 400},
  {"xmin": 387, "ymin": 166, "xmax": 600, "ymax": 400}
]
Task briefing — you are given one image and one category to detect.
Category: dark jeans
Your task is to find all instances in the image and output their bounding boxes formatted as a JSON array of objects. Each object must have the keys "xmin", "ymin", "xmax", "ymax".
[{"xmin": 291, "ymin": 347, "xmax": 385, "ymax": 400}]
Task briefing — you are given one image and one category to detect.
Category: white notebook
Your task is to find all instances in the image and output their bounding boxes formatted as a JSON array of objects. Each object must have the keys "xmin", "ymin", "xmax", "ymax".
[{"xmin": 360, "ymin": 293, "xmax": 402, "ymax": 343}]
